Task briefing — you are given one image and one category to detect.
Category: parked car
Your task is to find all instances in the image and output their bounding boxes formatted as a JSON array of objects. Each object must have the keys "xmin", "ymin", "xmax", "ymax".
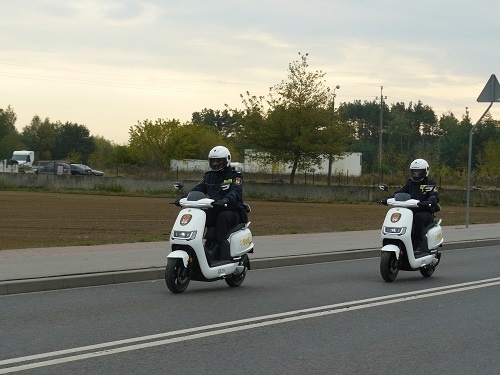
[
  {"xmin": 35, "ymin": 162, "xmax": 71, "ymax": 175},
  {"xmin": 82, "ymin": 164, "xmax": 104, "ymax": 176},
  {"xmin": 70, "ymin": 164, "xmax": 93, "ymax": 176}
]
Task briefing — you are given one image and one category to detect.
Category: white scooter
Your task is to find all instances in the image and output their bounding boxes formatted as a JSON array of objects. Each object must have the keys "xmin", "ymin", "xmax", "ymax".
[
  {"xmin": 165, "ymin": 183, "xmax": 254, "ymax": 293},
  {"xmin": 378, "ymin": 184, "xmax": 443, "ymax": 282}
]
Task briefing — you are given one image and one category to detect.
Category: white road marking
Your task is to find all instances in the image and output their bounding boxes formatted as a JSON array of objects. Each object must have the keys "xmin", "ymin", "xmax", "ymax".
[{"xmin": 1, "ymin": 277, "xmax": 500, "ymax": 374}]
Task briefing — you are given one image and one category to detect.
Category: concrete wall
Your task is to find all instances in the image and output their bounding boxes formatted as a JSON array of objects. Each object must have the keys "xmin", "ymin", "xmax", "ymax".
[
  {"xmin": 170, "ymin": 159, "xmax": 209, "ymax": 172},
  {"xmin": 0, "ymin": 172, "xmax": 498, "ymax": 205},
  {"xmin": 0, "ymin": 173, "xmax": 171, "ymax": 192},
  {"xmin": 170, "ymin": 151, "xmax": 363, "ymax": 177},
  {"xmin": 244, "ymin": 150, "xmax": 362, "ymax": 176}
]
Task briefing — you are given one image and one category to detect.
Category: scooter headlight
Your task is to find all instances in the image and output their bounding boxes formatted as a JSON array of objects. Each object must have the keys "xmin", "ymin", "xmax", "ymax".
[
  {"xmin": 171, "ymin": 230, "xmax": 197, "ymax": 241},
  {"xmin": 382, "ymin": 226, "xmax": 407, "ymax": 236}
]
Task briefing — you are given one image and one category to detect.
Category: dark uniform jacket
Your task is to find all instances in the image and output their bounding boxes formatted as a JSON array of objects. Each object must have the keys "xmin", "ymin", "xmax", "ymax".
[
  {"xmin": 190, "ymin": 167, "xmax": 245, "ymax": 212},
  {"xmin": 392, "ymin": 177, "xmax": 440, "ymax": 213}
]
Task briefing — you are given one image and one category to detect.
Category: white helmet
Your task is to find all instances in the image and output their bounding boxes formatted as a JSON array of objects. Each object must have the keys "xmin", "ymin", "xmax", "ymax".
[
  {"xmin": 208, "ymin": 146, "xmax": 231, "ymax": 171},
  {"xmin": 410, "ymin": 158, "xmax": 429, "ymax": 182}
]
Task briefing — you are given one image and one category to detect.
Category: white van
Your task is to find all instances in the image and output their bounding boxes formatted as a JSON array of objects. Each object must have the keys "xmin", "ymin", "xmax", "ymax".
[{"xmin": 11, "ymin": 150, "xmax": 35, "ymax": 168}]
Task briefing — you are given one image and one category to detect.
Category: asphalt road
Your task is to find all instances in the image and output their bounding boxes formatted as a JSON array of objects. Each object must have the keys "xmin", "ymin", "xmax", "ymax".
[{"xmin": 1, "ymin": 245, "xmax": 499, "ymax": 375}]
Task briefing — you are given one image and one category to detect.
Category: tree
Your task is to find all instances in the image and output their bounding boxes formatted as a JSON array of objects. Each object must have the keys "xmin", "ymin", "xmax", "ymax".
[
  {"xmin": 22, "ymin": 116, "xmax": 55, "ymax": 160},
  {"xmin": 477, "ymin": 138, "xmax": 500, "ymax": 175},
  {"xmin": 339, "ymin": 100, "xmax": 382, "ymax": 141},
  {"xmin": 53, "ymin": 122, "xmax": 95, "ymax": 162},
  {"xmin": 340, "ymin": 100, "xmax": 386, "ymax": 173},
  {"xmin": 411, "ymin": 101, "xmax": 438, "ymax": 140},
  {"xmin": 0, "ymin": 105, "xmax": 17, "ymax": 138},
  {"xmin": 111, "ymin": 145, "xmax": 135, "ymax": 165},
  {"xmin": 438, "ymin": 113, "xmax": 470, "ymax": 171},
  {"xmin": 88, "ymin": 136, "xmax": 116, "ymax": 169},
  {"xmin": 0, "ymin": 106, "xmax": 22, "ymax": 159},
  {"xmin": 169, "ymin": 123, "xmax": 231, "ymax": 160},
  {"xmin": 128, "ymin": 119, "xmax": 180, "ymax": 167},
  {"xmin": 128, "ymin": 118, "xmax": 228, "ymax": 168},
  {"xmin": 320, "ymin": 112, "xmax": 354, "ymax": 181},
  {"xmin": 191, "ymin": 108, "xmax": 239, "ymax": 138},
  {"xmin": 0, "ymin": 133, "xmax": 25, "ymax": 160},
  {"xmin": 236, "ymin": 52, "xmax": 335, "ymax": 184},
  {"xmin": 387, "ymin": 104, "xmax": 412, "ymax": 154}
]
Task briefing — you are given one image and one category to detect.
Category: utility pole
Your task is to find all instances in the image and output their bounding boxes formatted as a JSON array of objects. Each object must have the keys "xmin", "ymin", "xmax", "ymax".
[{"xmin": 376, "ymin": 86, "xmax": 387, "ymax": 176}]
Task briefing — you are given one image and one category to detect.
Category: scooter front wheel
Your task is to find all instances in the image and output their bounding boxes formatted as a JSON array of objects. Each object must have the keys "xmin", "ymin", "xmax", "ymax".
[
  {"xmin": 380, "ymin": 251, "xmax": 399, "ymax": 282},
  {"xmin": 165, "ymin": 258, "xmax": 191, "ymax": 293}
]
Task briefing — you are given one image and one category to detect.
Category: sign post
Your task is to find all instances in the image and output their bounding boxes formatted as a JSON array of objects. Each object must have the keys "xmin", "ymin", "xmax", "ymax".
[{"xmin": 466, "ymin": 74, "xmax": 500, "ymax": 227}]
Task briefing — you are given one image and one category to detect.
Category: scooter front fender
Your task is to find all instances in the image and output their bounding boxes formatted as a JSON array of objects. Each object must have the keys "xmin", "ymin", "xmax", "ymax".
[
  {"xmin": 381, "ymin": 244, "xmax": 401, "ymax": 260},
  {"xmin": 167, "ymin": 250, "xmax": 189, "ymax": 267}
]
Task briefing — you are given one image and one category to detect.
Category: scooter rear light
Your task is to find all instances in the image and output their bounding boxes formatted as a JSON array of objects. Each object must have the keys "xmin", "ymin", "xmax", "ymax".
[
  {"xmin": 172, "ymin": 230, "xmax": 197, "ymax": 240},
  {"xmin": 382, "ymin": 226, "xmax": 406, "ymax": 235}
]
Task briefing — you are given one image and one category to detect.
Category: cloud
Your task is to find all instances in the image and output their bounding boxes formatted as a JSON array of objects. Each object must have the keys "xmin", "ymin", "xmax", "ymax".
[{"xmin": 1, "ymin": 0, "xmax": 499, "ymax": 143}]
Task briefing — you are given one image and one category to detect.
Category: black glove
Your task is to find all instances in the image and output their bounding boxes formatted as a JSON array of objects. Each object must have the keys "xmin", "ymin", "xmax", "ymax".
[
  {"xmin": 174, "ymin": 198, "xmax": 181, "ymax": 207},
  {"xmin": 380, "ymin": 198, "xmax": 388, "ymax": 205},
  {"xmin": 418, "ymin": 200, "xmax": 431, "ymax": 208},
  {"xmin": 212, "ymin": 198, "xmax": 229, "ymax": 207}
]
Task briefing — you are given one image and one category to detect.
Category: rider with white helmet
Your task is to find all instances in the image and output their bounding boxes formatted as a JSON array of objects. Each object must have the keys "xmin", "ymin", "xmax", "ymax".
[
  {"xmin": 176, "ymin": 146, "xmax": 245, "ymax": 263},
  {"xmin": 385, "ymin": 158, "xmax": 440, "ymax": 254},
  {"xmin": 409, "ymin": 158, "xmax": 430, "ymax": 183}
]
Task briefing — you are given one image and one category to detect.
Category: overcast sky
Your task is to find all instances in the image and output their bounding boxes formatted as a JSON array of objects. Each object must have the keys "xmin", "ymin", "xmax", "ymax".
[{"xmin": 1, "ymin": 0, "xmax": 499, "ymax": 144}]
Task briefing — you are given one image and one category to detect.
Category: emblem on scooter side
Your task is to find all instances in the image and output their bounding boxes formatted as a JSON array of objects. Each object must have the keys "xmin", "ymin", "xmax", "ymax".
[
  {"xmin": 180, "ymin": 214, "xmax": 192, "ymax": 226},
  {"xmin": 390, "ymin": 213, "xmax": 401, "ymax": 223}
]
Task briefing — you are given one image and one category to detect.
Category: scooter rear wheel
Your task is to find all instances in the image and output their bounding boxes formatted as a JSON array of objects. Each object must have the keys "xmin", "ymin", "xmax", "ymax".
[
  {"xmin": 419, "ymin": 265, "xmax": 435, "ymax": 277},
  {"xmin": 225, "ymin": 255, "xmax": 249, "ymax": 287},
  {"xmin": 380, "ymin": 251, "xmax": 399, "ymax": 282},
  {"xmin": 165, "ymin": 258, "xmax": 191, "ymax": 293},
  {"xmin": 225, "ymin": 267, "xmax": 247, "ymax": 287}
]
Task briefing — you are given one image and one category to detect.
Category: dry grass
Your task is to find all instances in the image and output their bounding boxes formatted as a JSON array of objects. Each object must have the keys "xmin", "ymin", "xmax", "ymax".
[{"xmin": 0, "ymin": 190, "xmax": 498, "ymax": 250}]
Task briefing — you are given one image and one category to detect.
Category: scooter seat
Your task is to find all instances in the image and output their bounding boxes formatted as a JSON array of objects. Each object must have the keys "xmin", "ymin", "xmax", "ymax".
[{"xmin": 227, "ymin": 223, "xmax": 245, "ymax": 238}]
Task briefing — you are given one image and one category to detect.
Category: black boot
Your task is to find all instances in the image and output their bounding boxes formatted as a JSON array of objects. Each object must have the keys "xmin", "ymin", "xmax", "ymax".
[
  {"xmin": 412, "ymin": 240, "xmax": 422, "ymax": 255},
  {"xmin": 219, "ymin": 240, "xmax": 231, "ymax": 260},
  {"xmin": 205, "ymin": 242, "xmax": 219, "ymax": 264},
  {"xmin": 419, "ymin": 238, "xmax": 429, "ymax": 253}
]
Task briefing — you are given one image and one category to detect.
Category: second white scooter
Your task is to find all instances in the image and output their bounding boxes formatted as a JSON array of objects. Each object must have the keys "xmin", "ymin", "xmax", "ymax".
[
  {"xmin": 378, "ymin": 184, "xmax": 443, "ymax": 282},
  {"xmin": 165, "ymin": 183, "xmax": 254, "ymax": 293}
]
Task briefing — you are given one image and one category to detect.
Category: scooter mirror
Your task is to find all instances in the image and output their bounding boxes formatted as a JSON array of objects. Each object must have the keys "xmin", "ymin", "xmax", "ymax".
[{"xmin": 379, "ymin": 184, "xmax": 389, "ymax": 192}]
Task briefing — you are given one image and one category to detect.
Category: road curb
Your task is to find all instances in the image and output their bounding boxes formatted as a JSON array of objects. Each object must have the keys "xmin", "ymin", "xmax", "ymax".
[{"xmin": 1, "ymin": 239, "xmax": 499, "ymax": 295}]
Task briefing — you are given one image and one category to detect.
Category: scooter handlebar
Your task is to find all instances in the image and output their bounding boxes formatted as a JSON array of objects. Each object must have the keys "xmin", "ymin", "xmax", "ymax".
[
  {"xmin": 178, "ymin": 197, "xmax": 215, "ymax": 208},
  {"xmin": 386, "ymin": 198, "xmax": 421, "ymax": 207}
]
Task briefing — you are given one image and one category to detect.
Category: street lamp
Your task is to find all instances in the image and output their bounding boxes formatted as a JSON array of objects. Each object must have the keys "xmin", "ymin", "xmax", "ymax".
[
  {"xmin": 332, "ymin": 85, "xmax": 340, "ymax": 122},
  {"xmin": 328, "ymin": 85, "xmax": 340, "ymax": 186}
]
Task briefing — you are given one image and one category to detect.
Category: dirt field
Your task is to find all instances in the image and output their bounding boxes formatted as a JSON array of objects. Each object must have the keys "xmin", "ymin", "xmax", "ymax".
[{"xmin": 0, "ymin": 190, "xmax": 498, "ymax": 251}]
